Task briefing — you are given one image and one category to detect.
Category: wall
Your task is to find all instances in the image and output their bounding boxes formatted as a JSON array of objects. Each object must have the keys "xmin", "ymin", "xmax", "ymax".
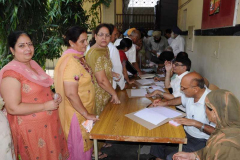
[
  {"xmin": 178, "ymin": 0, "xmax": 203, "ymax": 30},
  {"xmin": 101, "ymin": 0, "xmax": 115, "ymax": 24},
  {"xmin": 83, "ymin": 1, "xmax": 101, "ymax": 28},
  {"xmin": 116, "ymin": 0, "xmax": 123, "ymax": 14},
  {"xmin": 178, "ymin": 0, "xmax": 240, "ymax": 98}
]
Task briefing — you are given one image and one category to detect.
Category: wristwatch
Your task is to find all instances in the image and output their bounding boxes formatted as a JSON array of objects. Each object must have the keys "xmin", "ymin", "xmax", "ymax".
[
  {"xmin": 161, "ymin": 92, "xmax": 164, "ymax": 97},
  {"xmin": 194, "ymin": 153, "xmax": 199, "ymax": 160}
]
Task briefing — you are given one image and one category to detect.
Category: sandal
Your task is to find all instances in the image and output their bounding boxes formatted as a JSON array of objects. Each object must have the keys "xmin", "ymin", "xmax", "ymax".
[
  {"xmin": 102, "ymin": 143, "xmax": 112, "ymax": 148},
  {"xmin": 92, "ymin": 152, "xmax": 108, "ymax": 159}
]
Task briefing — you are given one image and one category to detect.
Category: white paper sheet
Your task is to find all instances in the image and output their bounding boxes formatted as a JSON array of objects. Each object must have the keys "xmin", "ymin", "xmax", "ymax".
[
  {"xmin": 151, "ymin": 85, "xmax": 165, "ymax": 91},
  {"xmin": 154, "ymin": 81, "xmax": 165, "ymax": 87},
  {"xmin": 139, "ymin": 74, "xmax": 155, "ymax": 79},
  {"xmin": 131, "ymin": 89, "xmax": 147, "ymax": 97},
  {"xmin": 148, "ymin": 88, "xmax": 165, "ymax": 93},
  {"xmin": 157, "ymin": 74, "xmax": 165, "ymax": 77},
  {"xmin": 149, "ymin": 107, "xmax": 182, "ymax": 118},
  {"xmin": 136, "ymin": 79, "xmax": 153, "ymax": 85},
  {"xmin": 134, "ymin": 108, "xmax": 168, "ymax": 125},
  {"xmin": 147, "ymin": 79, "xmax": 155, "ymax": 83}
]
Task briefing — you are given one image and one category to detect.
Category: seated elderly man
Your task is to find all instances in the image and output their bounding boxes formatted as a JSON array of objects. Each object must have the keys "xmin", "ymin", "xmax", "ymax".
[
  {"xmin": 147, "ymin": 56, "xmax": 191, "ymax": 102},
  {"xmin": 146, "ymin": 30, "xmax": 168, "ymax": 64},
  {"xmin": 149, "ymin": 72, "xmax": 215, "ymax": 160}
]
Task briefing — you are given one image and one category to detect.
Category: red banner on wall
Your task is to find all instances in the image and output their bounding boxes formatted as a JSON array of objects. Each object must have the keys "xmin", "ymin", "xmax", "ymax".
[{"xmin": 202, "ymin": 0, "xmax": 236, "ymax": 29}]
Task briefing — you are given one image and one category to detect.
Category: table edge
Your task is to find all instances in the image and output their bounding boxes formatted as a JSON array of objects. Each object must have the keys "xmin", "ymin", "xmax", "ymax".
[{"xmin": 89, "ymin": 134, "xmax": 187, "ymax": 144}]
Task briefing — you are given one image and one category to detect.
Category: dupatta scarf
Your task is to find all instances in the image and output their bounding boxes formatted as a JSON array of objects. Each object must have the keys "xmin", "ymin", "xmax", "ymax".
[
  {"xmin": 196, "ymin": 89, "xmax": 240, "ymax": 160},
  {"xmin": 0, "ymin": 60, "xmax": 53, "ymax": 96}
]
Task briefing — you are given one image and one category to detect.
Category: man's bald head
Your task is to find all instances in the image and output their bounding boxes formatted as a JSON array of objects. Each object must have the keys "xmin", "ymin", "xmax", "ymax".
[
  {"xmin": 181, "ymin": 72, "xmax": 205, "ymax": 98},
  {"xmin": 182, "ymin": 72, "xmax": 205, "ymax": 88}
]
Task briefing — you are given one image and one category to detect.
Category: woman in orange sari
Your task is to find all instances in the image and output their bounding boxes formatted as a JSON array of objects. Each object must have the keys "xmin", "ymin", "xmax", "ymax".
[
  {"xmin": 54, "ymin": 26, "xmax": 98, "ymax": 160},
  {"xmin": 0, "ymin": 31, "xmax": 69, "ymax": 160},
  {"xmin": 173, "ymin": 89, "xmax": 240, "ymax": 160}
]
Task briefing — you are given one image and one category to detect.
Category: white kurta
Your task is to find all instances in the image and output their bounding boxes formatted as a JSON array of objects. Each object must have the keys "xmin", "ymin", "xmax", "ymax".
[
  {"xmin": 170, "ymin": 35, "xmax": 185, "ymax": 56},
  {"xmin": 108, "ymin": 42, "xmax": 125, "ymax": 90},
  {"xmin": 0, "ymin": 111, "xmax": 16, "ymax": 160},
  {"xmin": 114, "ymin": 38, "xmax": 136, "ymax": 63}
]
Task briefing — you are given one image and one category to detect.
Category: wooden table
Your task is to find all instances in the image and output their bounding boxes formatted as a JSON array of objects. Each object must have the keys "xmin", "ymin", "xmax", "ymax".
[{"xmin": 90, "ymin": 86, "xmax": 187, "ymax": 160}]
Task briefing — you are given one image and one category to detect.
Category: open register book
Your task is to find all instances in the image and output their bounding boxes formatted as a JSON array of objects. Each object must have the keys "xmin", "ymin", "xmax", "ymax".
[{"xmin": 125, "ymin": 106, "xmax": 186, "ymax": 130}]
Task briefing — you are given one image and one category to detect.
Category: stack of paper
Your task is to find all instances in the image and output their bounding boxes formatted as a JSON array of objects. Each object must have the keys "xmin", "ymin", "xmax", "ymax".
[
  {"xmin": 148, "ymin": 86, "xmax": 165, "ymax": 92},
  {"xmin": 154, "ymin": 81, "xmax": 165, "ymax": 87},
  {"xmin": 157, "ymin": 74, "xmax": 165, "ymax": 78},
  {"xmin": 134, "ymin": 107, "xmax": 182, "ymax": 125},
  {"xmin": 139, "ymin": 74, "xmax": 155, "ymax": 79},
  {"xmin": 130, "ymin": 89, "xmax": 147, "ymax": 97},
  {"xmin": 134, "ymin": 108, "xmax": 167, "ymax": 125},
  {"xmin": 136, "ymin": 79, "xmax": 154, "ymax": 85}
]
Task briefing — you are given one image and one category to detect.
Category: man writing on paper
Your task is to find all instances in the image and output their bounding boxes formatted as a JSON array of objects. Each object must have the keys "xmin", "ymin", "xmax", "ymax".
[
  {"xmin": 146, "ymin": 30, "xmax": 168, "ymax": 64},
  {"xmin": 146, "ymin": 56, "xmax": 191, "ymax": 112},
  {"xmin": 149, "ymin": 72, "xmax": 215, "ymax": 160}
]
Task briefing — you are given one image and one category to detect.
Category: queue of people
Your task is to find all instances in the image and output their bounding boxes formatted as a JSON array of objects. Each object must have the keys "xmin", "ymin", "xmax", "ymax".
[{"xmin": 0, "ymin": 24, "xmax": 239, "ymax": 160}]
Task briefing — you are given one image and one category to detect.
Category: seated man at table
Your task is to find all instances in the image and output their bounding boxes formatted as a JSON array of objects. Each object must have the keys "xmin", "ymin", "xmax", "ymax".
[
  {"xmin": 154, "ymin": 51, "xmax": 188, "ymax": 82},
  {"xmin": 146, "ymin": 30, "xmax": 168, "ymax": 64},
  {"xmin": 150, "ymin": 72, "xmax": 215, "ymax": 160},
  {"xmin": 147, "ymin": 57, "xmax": 191, "ymax": 104}
]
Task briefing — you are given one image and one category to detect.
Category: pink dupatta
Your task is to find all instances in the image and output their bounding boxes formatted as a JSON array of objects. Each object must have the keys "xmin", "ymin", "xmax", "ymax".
[
  {"xmin": 62, "ymin": 49, "xmax": 84, "ymax": 56},
  {"xmin": 0, "ymin": 60, "xmax": 53, "ymax": 96}
]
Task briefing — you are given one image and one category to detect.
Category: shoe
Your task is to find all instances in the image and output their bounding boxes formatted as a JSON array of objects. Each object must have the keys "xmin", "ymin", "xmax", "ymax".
[
  {"xmin": 102, "ymin": 143, "xmax": 112, "ymax": 148},
  {"xmin": 92, "ymin": 152, "xmax": 108, "ymax": 159}
]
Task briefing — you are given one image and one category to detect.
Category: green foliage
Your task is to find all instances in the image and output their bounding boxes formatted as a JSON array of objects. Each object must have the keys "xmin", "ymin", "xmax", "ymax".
[
  {"xmin": 0, "ymin": 0, "xmax": 112, "ymax": 68},
  {"xmin": 84, "ymin": 0, "xmax": 112, "ymax": 29}
]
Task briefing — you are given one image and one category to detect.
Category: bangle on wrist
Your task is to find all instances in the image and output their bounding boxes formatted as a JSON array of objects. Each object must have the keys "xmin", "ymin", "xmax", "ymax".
[
  {"xmin": 166, "ymin": 101, "xmax": 169, "ymax": 106},
  {"xmin": 82, "ymin": 112, "xmax": 87, "ymax": 118},
  {"xmin": 200, "ymin": 123, "xmax": 205, "ymax": 132}
]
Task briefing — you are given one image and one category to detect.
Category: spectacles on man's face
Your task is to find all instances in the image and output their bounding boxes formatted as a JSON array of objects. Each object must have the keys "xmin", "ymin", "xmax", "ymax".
[
  {"xmin": 97, "ymin": 33, "xmax": 111, "ymax": 38},
  {"xmin": 181, "ymin": 85, "xmax": 197, "ymax": 91},
  {"xmin": 173, "ymin": 62, "xmax": 185, "ymax": 67}
]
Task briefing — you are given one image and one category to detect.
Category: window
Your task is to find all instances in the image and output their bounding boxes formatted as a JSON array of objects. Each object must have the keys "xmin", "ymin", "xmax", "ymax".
[{"xmin": 128, "ymin": 0, "xmax": 158, "ymax": 8}]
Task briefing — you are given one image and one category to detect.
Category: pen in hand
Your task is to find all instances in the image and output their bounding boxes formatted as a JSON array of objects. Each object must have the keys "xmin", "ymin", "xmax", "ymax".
[{"xmin": 146, "ymin": 103, "xmax": 152, "ymax": 108}]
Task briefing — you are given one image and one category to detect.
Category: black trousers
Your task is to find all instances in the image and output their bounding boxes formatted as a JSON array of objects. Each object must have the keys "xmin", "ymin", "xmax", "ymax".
[{"xmin": 150, "ymin": 132, "xmax": 207, "ymax": 160}]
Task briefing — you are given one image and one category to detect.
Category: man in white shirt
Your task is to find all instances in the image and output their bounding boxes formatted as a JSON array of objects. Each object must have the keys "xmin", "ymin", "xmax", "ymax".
[
  {"xmin": 147, "ymin": 56, "xmax": 191, "ymax": 112},
  {"xmin": 108, "ymin": 24, "xmax": 125, "ymax": 90},
  {"xmin": 170, "ymin": 26, "xmax": 185, "ymax": 56},
  {"xmin": 114, "ymin": 28, "xmax": 143, "ymax": 75},
  {"xmin": 150, "ymin": 72, "xmax": 215, "ymax": 160}
]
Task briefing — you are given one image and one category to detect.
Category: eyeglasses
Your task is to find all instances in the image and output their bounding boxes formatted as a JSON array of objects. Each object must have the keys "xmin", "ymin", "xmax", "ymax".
[
  {"xmin": 97, "ymin": 33, "xmax": 111, "ymax": 38},
  {"xmin": 173, "ymin": 62, "xmax": 185, "ymax": 67},
  {"xmin": 181, "ymin": 86, "xmax": 197, "ymax": 91}
]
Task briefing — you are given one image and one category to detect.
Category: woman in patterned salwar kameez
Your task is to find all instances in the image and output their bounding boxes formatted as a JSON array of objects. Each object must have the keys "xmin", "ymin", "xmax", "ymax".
[
  {"xmin": 85, "ymin": 23, "xmax": 121, "ymax": 116},
  {"xmin": 0, "ymin": 31, "xmax": 68, "ymax": 160},
  {"xmin": 54, "ymin": 26, "xmax": 98, "ymax": 160},
  {"xmin": 85, "ymin": 23, "xmax": 121, "ymax": 159}
]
